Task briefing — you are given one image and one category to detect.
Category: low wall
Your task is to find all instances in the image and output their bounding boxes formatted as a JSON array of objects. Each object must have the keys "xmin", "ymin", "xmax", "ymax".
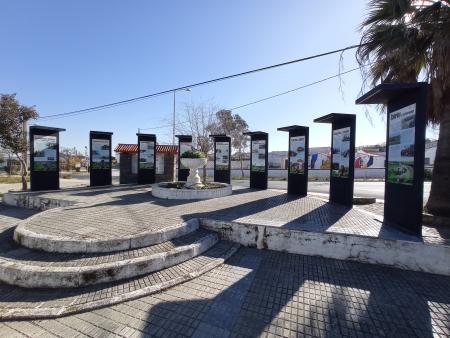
[
  {"xmin": 200, "ymin": 219, "xmax": 450, "ymax": 276},
  {"xmin": 3, "ymin": 191, "xmax": 76, "ymax": 210}
]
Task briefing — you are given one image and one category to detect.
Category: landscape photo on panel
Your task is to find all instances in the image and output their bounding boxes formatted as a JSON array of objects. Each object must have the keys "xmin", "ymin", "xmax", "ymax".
[
  {"xmin": 91, "ymin": 139, "xmax": 111, "ymax": 170},
  {"xmin": 179, "ymin": 141, "xmax": 192, "ymax": 169},
  {"xmin": 331, "ymin": 127, "xmax": 350, "ymax": 178},
  {"xmin": 251, "ymin": 140, "xmax": 266, "ymax": 172},
  {"xmin": 215, "ymin": 141, "xmax": 229, "ymax": 171},
  {"xmin": 289, "ymin": 136, "xmax": 306, "ymax": 174},
  {"xmin": 139, "ymin": 141, "xmax": 155, "ymax": 169},
  {"xmin": 387, "ymin": 103, "xmax": 416, "ymax": 185},
  {"xmin": 33, "ymin": 134, "xmax": 57, "ymax": 171}
]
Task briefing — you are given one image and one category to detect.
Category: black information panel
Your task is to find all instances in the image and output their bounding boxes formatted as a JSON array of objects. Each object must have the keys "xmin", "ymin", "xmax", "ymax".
[
  {"xmin": 29, "ymin": 126, "xmax": 65, "ymax": 191},
  {"xmin": 278, "ymin": 125, "xmax": 309, "ymax": 196},
  {"xmin": 244, "ymin": 131, "xmax": 268, "ymax": 190},
  {"xmin": 176, "ymin": 135, "xmax": 192, "ymax": 181},
  {"xmin": 356, "ymin": 83, "xmax": 427, "ymax": 235},
  {"xmin": 90, "ymin": 131, "xmax": 113, "ymax": 187},
  {"xmin": 137, "ymin": 133, "xmax": 156, "ymax": 184},
  {"xmin": 314, "ymin": 114, "xmax": 356, "ymax": 207},
  {"xmin": 210, "ymin": 134, "xmax": 231, "ymax": 184}
]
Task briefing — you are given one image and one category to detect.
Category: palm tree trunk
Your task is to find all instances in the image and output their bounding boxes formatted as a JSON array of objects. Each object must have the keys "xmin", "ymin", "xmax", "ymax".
[{"xmin": 426, "ymin": 103, "xmax": 450, "ymax": 217}]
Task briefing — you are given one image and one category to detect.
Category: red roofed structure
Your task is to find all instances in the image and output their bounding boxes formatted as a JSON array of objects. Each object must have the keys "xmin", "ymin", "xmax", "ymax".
[
  {"xmin": 114, "ymin": 143, "xmax": 177, "ymax": 183},
  {"xmin": 114, "ymin": 144, "xmax": 178, "ymax": 154}
]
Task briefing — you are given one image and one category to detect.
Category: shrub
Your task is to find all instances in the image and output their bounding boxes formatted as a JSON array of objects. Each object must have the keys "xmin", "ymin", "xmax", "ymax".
[{"xmin": 180, "ymin": 150, "xmax": 206, "ymax": 159}]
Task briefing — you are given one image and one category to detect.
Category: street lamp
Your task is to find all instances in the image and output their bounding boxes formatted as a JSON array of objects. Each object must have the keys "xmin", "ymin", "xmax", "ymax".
[{"xmin": 173, "ymin": 88, "xmax": 191, "ymax": 145}]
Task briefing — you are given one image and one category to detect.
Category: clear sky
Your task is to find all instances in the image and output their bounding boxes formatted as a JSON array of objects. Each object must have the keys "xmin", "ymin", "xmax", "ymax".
[{"xmin": 1, "ymin": 0, "xmax": 437, "ymax": 152}]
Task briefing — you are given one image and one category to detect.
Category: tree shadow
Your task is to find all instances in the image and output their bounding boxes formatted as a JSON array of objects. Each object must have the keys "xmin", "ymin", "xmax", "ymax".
[
  {"xmin": 65, "ymin": 187, "xmax": 258, "ymax": 211},
  {"xmin": 279, "ymin": 201, "xmax": 351, "ymax": 232},
  {"xmin": 179, "ymin": 192, "xmax": 300, "ymax": 224},
  {"xmin": 67, "ymin": 184, "xmax": 149, "ymax": 197},
  {"xmin": 180, "ymin": 193, "xmax": 351, "ymax": 235},
  {"xmin": 142, "ymin": 248, "xmax": 447, "ymax": 337}
]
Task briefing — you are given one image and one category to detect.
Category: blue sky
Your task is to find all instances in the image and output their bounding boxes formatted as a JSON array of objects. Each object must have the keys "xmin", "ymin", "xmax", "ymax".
[{"xmin": 1, "ymin": 1, "xmax": 437, "ymax": 152}]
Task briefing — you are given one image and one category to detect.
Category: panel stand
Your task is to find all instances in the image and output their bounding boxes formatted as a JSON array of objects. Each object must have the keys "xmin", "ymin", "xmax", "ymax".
[
  {"xmin": 137, "ymin": 133, "xmax": 156, "ymax": 184},
  {"xmin": 278, "ymin": 125, "xmax": 309, "ymax": 196},
  {"xmin": 210, "ymin": 134, "xmax": 231, "ymax": 184},
  {"xmin": 29, "ymin": 126, "xmax": 65, "ymax": 191},
  {"xmin": 244, "ymin": 131, "xmax": 268, "ymax": 190},
  {"xmin": 314, "ymin": 114, "xmax": 356, "ymax": 207},
  {"xmin": 90, "ymin": 131, "xmax": 113, "ymax": 187},
  {"xmin": 356, "ymin": 82, "xmax": 427, "ymax": 234},
  {"xmin": 175, "ymin": 135, "xmax": 192, "ymax": 181}
]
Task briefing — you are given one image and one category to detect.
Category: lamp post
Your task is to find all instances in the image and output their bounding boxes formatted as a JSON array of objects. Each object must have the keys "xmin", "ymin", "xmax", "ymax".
[{"xmin": 172, "ymin": 88, "xmax": 191, "ymax": 145}]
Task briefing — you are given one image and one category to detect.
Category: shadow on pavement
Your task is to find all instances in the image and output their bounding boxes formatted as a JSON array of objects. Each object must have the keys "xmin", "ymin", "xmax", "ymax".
[{"xmin": 143, "ymin": 248, "xmax": 447, "ymax": 337}]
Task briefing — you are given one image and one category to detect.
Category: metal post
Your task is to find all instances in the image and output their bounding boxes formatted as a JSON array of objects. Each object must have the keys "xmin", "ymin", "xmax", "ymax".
[{"xmin": 172, "ymin": 90, "xmax": 176, "ymax": 145}]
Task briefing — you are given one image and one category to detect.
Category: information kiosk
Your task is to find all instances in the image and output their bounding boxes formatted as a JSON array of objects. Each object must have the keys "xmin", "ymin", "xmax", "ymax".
[
  {"xmin": 210, "ymin": 134, "xmax": 231, "ymax": 184},
  {"xmin": 277, "ymin": 125, "xmax": 309, "ymax": 196},
  {"xmin": 244, "ymin": 131, "xmax": 268, "ymax": 190},
  {"xmin": 90, "ymin": 131, "xmax": 113, "ymax": 187},
  {"xmin": 176, "ymin": 135, "xmax": 192, "ymax": 181},
  {"xmin": 137, "ymin": 133, "xmax": 156, "ymax": 184},
  {"xmin": 314, "ymin": 114, "xmax": 356, "ymax": 207},
  {"xmin": 356, "ymin": 83, "xmax": 427, "ymax": 234},
  {"xmin": 29, "ymin": 125, "xmax": 65, "ymax": 191}
]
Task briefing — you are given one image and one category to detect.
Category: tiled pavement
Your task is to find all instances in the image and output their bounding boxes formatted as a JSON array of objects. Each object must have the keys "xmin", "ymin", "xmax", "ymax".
[
  {"xmin": 0, "ymin": 204, "xmax": 36, "ymax": 230},
  {"xmin": 17, "ymin": 187, "xmax": 447, "ymax": 245},
  {"xmin": 357, "ymin": 202, "xmax": 450, "ymax": 245},
  {"xmin": 0, "ymin": 240, "xmax": 238, "ymax": 315},
  {"xmin": 0, "ymin": 246, "xmax": 449, "ymax": 337},
  {"xmin": 1, "ymin": 189, "xmax": 449, "ymax": 337},
  {"xmin": 0, "ymin": 228, "xmax": 214, "ymax": 267}
]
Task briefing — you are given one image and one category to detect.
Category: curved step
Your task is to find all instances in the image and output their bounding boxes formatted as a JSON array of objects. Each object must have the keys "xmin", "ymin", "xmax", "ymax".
[
  {"xmin": 0, "ymin": 229, "xmax": 218, "ymax": 288},
  {"xmin": 0, "ymin": 241, "xmax": 240, "ymax": 320},
  {"xmin": 14, "ymin": 213, "xmax": 200, "ymax": 253}
]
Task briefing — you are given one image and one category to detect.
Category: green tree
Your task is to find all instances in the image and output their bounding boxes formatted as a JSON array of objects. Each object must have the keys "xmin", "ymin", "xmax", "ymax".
[
  {"xmin": 211, "ymin": 110, "xmax": 250, "ymax": 177},
  {"xmin": 0, "ymin": 94, "xmax": 38, "ymax": 190},
  {"xmin": 357, "ymin": 0, "xmax": 450, "ymax": 216}
]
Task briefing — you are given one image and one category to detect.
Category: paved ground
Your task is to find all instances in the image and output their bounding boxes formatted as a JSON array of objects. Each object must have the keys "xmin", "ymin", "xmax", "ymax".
[
  {"xmin": 0, "ymin": 198, "xmax": 449, "ymax": 337},
  {"xmin": 0, "ymin": 244, "xmax": 449, "ymax": 337},
  {"xmin": 0, "ymin": 203, "xmax": 37, "ymax": 228},
  {"xmin": 15, "ymin": 186, "xmax": 447, "ymax": 246}
]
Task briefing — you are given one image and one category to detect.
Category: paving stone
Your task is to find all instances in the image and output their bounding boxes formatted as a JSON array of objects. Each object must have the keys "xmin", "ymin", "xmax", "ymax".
[
  {"xmin": 0, "ymin": 240, "xmax": 239, "ymax": 318},
  {"xmin": 1, "ymin": 189, "xmax": 449, "ymax": 337},
  {"xmin": 13, "ymin": 188, "xmax": 448, "ymax": 252}
]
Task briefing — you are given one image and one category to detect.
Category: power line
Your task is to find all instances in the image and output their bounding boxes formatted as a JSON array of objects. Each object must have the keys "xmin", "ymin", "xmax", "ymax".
[
  {"xmin": 229, "ymin": 66, "xmax": 361, "ymax": 111},
  {"xmin": 138, "ymin": 65, "xmax": 364, "ymax": 131},
  {"xmin": 37, "ymin": 43, "xmax": 363, "ymax": 121}
]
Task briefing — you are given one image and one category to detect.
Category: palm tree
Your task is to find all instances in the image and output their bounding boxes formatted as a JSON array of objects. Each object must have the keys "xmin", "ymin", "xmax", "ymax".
[{"xmin": 356, "ymin": 0, "xmax": 450, "ymax": 217}]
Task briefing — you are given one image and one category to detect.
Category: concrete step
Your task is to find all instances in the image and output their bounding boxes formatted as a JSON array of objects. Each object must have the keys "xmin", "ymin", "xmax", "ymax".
[
  {"xmin": 0, "ymin": 240, "xmax": 240, "ymax": 320},
  {"xmin": 0, "ymin": 229, "xmax": 218, "ymax": 288},
  {"xmin": 14, "ymin": 216, "xmax": 200, "ymax": 253}
]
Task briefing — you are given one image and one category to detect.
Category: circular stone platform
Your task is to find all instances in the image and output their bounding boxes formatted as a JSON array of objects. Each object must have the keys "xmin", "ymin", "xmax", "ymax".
[
  {"xmin": 152, "ymin": 182, "xmax": 232, "ymax": 200},
  {"xmin": 10, "ymin": 187, "xmax": 423, "ymax": 258}
]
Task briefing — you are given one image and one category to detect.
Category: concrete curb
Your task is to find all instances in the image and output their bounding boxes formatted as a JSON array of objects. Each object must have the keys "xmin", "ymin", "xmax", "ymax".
[
  {"xmin": 2, "ymin": 184, "xmax": 151, "ymax": 210},
  {"xmin": 0, "ymin": 233, "xmax": 218, "ymax": 288},
  {"xmin": 14, "ymin": 217, "xmax": 200, "ymax": 253},
  {"xmin": 0, "ymin": 243, "xmax": 240, "ymax": 320},
  {"xmin": 152, "ymin": 183, "xmax": 232, "ymax": 200},
  {"xmin": 201, "ymin": 219, "xmax": 450, "ymax": 276}
]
